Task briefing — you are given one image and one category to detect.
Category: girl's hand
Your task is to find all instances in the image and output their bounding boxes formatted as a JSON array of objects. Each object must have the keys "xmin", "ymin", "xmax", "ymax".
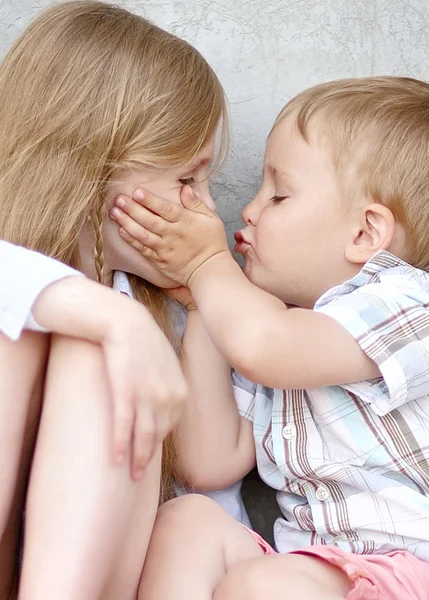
[
  {"xmin": 102, "ymin": 301, "xmax": 187, "ymax": 479},
  {"xmin": 110, "ymin": 186, "xmax": 230, "ymax": 286},
  {"xmin": 33, "ymin": 276, "xmax": 187, "ymax": 479}
]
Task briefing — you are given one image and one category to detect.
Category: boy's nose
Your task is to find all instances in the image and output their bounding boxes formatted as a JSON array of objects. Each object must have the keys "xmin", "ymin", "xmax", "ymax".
[{"xmin": 241, "ymin": 198, "xmax": 259, "ymax": 225}]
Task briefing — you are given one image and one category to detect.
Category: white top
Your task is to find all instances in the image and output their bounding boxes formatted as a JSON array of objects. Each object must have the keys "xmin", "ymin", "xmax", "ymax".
[{"xmin": 0, "ymin": 240, "xmax": 82, "ymax": 340}]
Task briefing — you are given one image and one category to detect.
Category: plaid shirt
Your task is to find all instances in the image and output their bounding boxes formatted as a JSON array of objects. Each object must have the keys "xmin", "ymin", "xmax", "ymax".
[{"xmin": 233, "ymin": 251, "xmax": 429, "ymax": 561}]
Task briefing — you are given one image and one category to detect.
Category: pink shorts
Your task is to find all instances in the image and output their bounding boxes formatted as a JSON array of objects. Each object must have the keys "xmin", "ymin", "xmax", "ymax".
[{"xmin": 247, "ymin": 529, "xmax": 429, "ymax": 600}]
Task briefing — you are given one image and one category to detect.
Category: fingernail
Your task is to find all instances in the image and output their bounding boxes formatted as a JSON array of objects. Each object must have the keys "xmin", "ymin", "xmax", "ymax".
[
  {"xmin": 111, "ymin": 207, "xmax": 122, "ymax": 218},
  {"xmin": 133, "ymin": 469, "xmax": 144, "ymax": 480},
  {"xmin": 115, "ymin": 196, "xmax": 126, "ymax": 208},
  {"xmin": 134, "ymin": 189, "xmax": 144, "ymax": 200},
  {"xmin": 187, "ymin": 186, "xmax": 195, "ymax": 198},
  {"xmin": 119, "ymin": 227, "xmax": 129, "ymax": 237}
]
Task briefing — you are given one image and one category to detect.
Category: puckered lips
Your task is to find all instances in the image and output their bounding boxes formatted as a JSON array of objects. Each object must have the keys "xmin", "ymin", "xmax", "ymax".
[{"xmin": 233, "ymin": 230, "xmax": 251, "ymax": 254}]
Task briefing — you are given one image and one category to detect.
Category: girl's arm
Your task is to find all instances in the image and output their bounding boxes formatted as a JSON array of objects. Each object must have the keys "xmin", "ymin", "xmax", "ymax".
[
  {"xmin": 0, "ymin": 239, "xmax": 83, "ymax": 340},
  {"xmin": 175, "ymin": 309, "xmax": 255, "ymax": 491},
  {"xmin": 0, "ymin": 241, "xmax": 187, "ymax": 478}
]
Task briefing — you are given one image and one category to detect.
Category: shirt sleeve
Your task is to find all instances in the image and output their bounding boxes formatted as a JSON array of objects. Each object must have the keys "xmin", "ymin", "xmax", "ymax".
[
  {"xmin": 316, "ymin": 281, "xmax": 429, "ymax": 415},
  {"xmin": 232, "ymin": 370, "xmax": 257, "ymax": 421},
  {"xmin": 0, "ymin": 241, "xmax": 82, "ymax": 340}
]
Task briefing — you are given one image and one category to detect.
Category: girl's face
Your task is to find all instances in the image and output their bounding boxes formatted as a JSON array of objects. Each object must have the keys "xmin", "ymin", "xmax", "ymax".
[{"xmin": 101, "ymin": 139, "xmax": 216, "ymax": 288}]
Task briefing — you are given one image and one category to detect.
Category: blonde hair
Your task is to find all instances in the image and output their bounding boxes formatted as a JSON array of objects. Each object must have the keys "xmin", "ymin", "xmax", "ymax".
[
  {"xmin": 0, "ymin": 0, "xmax": 228, "ymax": 498},
  {"xmin": 274, "ymin": 76, "xmax": 429, "ymax": 270}
]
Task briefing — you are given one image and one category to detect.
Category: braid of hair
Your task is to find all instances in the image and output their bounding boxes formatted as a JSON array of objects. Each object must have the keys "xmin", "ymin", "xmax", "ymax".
[{"xmin": 92, "ymin": 197, "xmax": 106, "ymax": 284}]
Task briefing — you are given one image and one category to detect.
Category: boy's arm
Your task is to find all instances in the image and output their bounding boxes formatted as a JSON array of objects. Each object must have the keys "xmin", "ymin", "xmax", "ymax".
[
  {"xmin": 176, "ymin": 309, "xmax": 255, "ymax": 490},
  {"xmin": 110, "ymin": 189, "xmax": 381, "ymax": 389},
  {"xmin": 188, "ymin": 255, "xmax": 380, "ymax": 389},
  {"xmin": 110, "ymin": 189, "xmax": 429, "ymax": 410}
]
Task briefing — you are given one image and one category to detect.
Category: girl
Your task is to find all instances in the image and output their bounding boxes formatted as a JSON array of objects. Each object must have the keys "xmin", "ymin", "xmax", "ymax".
[{"xmin": 0, "ymin": 2, "xmax": 230, "ymax": 598}]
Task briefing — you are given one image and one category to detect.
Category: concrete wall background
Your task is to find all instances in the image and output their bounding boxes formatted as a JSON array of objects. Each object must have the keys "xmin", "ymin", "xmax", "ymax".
[{"xmin": 1, "ymin": 0, "xmax": 429, "ymax": 244}]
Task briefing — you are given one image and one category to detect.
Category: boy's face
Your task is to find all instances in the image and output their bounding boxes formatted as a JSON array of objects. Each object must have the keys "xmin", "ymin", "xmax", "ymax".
[{"xmin": 235, "ymin": 116, "xmax": 359, "ymax": 308}]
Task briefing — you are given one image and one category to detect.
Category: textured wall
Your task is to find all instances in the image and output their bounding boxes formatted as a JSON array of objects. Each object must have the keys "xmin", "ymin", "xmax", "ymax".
[{"xmin": 1, "ymin": 0, "xmax": 429, "ymax": 243}]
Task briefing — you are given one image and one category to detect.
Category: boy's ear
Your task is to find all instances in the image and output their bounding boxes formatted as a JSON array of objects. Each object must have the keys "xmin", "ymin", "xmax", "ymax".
[{"xmin": 345, "ymin": 203, "xmax": 395, "ymax": 264}]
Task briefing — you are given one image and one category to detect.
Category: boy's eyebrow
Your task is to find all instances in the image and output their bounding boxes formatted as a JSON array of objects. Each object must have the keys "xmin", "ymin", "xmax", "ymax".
[{"xmin": 265, "ymin": 164, "xmax": 292, "ymax": 182}]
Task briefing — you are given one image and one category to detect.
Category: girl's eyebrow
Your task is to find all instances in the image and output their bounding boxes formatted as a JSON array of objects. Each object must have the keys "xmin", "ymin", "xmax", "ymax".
[
  {"xmin": 180, "ymin": 157, "xmax": 212, "ymax": 177},
  {"xmin": 189, "ymin": 156, "xmax": 211, "ymax": 169}
]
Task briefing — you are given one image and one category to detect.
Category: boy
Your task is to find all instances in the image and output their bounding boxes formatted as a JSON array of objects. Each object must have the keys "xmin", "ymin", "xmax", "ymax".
[{"xmin": 112, "ymin": 77, "xmax": 429, "ymax": 599}]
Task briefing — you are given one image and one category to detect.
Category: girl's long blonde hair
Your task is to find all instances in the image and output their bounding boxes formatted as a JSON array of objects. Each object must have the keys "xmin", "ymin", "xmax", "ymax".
[{"xmin": 0, "ymin": 0, "xmax": 228, "ymax": 498}]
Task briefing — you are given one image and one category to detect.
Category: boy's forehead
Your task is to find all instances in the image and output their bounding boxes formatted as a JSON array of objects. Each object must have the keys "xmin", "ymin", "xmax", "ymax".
[{"xmin": 264, "ymin": 117, "xmax": 302, "ymax": 169}]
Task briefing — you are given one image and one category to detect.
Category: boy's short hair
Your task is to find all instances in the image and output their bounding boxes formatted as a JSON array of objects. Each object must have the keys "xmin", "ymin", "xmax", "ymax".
[{"xmin": 275, "ymin": 76, "xmax": 429, "ymax": 270}]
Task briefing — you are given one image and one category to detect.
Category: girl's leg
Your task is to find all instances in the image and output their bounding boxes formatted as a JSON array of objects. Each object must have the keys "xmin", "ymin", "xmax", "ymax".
[
  {"xmin": 0, "ymin": 331, "xmax": 49, "ymax": 600},
  {"xmin": 213, "ymin": 554, "xmax": 350, "ymax": 600},
  {"xmin": 18, "ymin": 335, "xmax": 161, "ymax": 600},
  {"xmin": 138, "ymin": 494, "xmax": 264, "ymax": 600},
  {"xmin": 138, "ymin": 495, "xmax": 350, "ymax": 600}
]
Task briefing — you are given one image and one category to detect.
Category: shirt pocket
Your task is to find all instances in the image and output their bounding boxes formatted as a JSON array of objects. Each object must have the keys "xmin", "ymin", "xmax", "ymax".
[{"xmin": 305, "ymin": 388, "xmax": 383, "ymax": 469}]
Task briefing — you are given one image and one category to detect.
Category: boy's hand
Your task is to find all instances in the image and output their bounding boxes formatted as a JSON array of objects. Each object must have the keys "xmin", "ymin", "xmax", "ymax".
[{"xmin": 110, "ymin": 186, "xmax": 230, "ymax": 286}]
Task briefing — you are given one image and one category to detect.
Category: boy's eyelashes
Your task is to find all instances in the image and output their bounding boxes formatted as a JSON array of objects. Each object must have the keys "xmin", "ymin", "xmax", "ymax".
[{"xmin": 270, "ymin": 195, "xmax": 288, "ymax": 203}]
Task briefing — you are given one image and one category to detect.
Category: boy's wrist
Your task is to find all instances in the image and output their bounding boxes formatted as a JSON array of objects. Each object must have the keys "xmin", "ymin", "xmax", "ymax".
[{"xmin": 187, "ymin": 250, "xmax": 235, "ymax": 291}]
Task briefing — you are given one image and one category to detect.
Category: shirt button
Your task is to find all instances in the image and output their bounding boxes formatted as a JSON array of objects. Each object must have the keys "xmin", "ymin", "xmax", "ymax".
[
  {"xmin": 282, "ymin": 423, "xmax": 297, "ymax": 440},
  {"xmin": 316, "ymin": 485, "xmax": 330, "ymax": 502}
]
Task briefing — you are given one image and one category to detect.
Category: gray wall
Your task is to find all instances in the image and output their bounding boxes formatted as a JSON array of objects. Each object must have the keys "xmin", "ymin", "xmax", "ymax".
[{"xmin": 2, "ymin": 0, "xmax": 429, "ymax": 244}]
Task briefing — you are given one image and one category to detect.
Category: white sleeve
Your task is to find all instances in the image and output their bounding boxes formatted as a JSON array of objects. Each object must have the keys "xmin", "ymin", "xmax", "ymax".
[{"xmin": 0, "ymin": 241, "xmax": 83, "ymax": 340}]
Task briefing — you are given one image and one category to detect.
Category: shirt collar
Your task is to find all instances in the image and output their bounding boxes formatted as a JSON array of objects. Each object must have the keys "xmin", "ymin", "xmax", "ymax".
[
  {"xmin": 113, "ymin": 270, "xmax": 133, "ymax": 297},
  {"xmin": 315, "ymin": 250, "xmax": 410, "ymax": 309}
]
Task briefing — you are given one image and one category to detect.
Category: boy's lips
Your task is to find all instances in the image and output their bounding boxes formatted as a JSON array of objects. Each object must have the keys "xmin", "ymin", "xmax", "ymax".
[{"xmin": 234, "ymin": 230, "xmax": 251, "ymax": 254}]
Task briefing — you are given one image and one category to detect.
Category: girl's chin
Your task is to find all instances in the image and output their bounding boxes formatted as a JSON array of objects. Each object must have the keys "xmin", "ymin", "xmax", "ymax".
[{"xmin": 144, "ymin": 273, "xmax": 179, "ymax": 290}]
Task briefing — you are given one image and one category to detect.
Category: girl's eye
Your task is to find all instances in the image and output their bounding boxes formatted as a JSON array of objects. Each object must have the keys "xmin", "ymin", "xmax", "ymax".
[
  {"xmin": 179, "ymin": 176, "xmax": 196, "ymax": 186},
  {"xmin": 270, "ymin": 195, "xmax": 287, "ymax": 203}
]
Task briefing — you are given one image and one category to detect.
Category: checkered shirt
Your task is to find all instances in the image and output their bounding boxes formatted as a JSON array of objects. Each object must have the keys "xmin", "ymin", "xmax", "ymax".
[{"xmin": 233, "ymin": 251, "xmax": 429, "ymax": 561}]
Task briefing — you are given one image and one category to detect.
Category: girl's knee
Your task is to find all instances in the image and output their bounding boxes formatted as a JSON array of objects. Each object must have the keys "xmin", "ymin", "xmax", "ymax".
[{"xmin": 156, "ymin": 494, "xmax": 220, "ymax": 530}]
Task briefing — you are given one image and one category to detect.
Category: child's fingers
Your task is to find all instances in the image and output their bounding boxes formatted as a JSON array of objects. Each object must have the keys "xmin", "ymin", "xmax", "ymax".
[
  {"xmin": 111, "ymin": 208, "xmax": 161, "ymax": 249},
  {"xmin": 114, "ymin": 195, "xmax": 167, "ymax": 235},
  {"xmin": 132, "ymin": 189, "xmax": 182, "ymax": 223},
  {"xmin": 180, "ymin": 185, "xmax": 213, "ymax": 214},
  {"xmin": 132, "ymin": 407, "xmax": 157, "ymax": 479},
  {"xmin": 118, "ymin": 228, "xmax": 159, "ymax": 260},
  {"xmin": 112, "ymin": 398, "xmax": 134, "ymax": 466}
]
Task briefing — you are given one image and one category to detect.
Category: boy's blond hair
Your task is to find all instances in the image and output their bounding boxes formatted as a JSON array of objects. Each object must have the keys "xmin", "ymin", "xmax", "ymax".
[
  {"xmin": 0, "ymin": 0, "xmax": 228, "ymax": 496},
  {"xmin": 275, "ymin": 76, "xmax": 429, "ymax": 270}
]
